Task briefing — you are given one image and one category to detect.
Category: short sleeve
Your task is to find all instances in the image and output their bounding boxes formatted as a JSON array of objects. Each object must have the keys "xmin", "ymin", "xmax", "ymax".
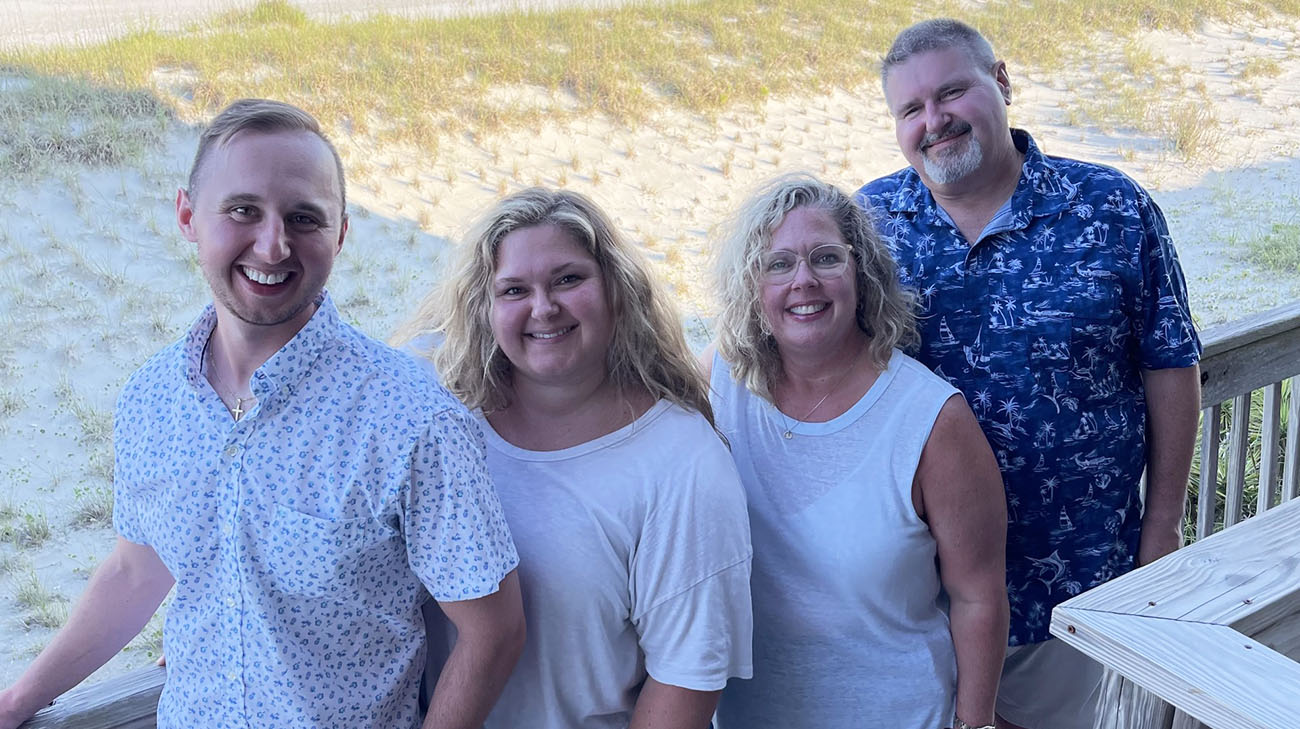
[
  {"xmin": 111, "ymin": 384, "xmax": 150, "ymax": 546},
  {"xmin": 630, "ymin": 429, "xmax": 754, "ymax": 690},
  {"xmin": 405, "ymin": 405, "xmax": 519, "ymax": 603},
  {"xmin": 1133, "ymin": 188, "xmax": 1202, "ymax": 369}
]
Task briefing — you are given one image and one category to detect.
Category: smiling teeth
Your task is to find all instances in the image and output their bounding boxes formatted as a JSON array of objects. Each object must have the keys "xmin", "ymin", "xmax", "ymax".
[
  {"xmin": 530, "ymin": 326, "xmax": 574, "ymax": 339},
  {"xmin": 790, "ymin": 304, "xmax": 827, "ymax": 315},
  {"xmin": 242, "ymin": 267, "xmax": 289, "ymax": 285}
]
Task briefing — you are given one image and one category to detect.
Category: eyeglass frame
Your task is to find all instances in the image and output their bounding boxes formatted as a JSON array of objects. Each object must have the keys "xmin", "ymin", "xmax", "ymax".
[{"xmin": 759, "ymin": 243, "xmax": 855, "ymax": 284}]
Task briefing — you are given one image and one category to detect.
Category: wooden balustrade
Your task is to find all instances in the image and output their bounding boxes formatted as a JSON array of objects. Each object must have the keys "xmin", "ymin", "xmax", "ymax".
[
  {"xmin": 1055, "ymin": 300, "xmax": 1300, "ymax": 729},
  {"xmin": 16, "ymin": 302, "xmax": 1300, "ymax": 729}
]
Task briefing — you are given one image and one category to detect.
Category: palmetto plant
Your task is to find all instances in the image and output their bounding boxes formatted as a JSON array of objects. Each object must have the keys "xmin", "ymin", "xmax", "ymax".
[{"xmin": 1186, "ymin": 379, "xmax": 1293, "ymax": 540}]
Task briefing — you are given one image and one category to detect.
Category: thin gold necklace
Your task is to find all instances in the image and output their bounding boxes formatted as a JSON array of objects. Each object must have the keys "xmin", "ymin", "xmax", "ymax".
[
  {"xmin": 778, "ymin": 342, "xmax": 866, "ymax": 439},
  {"xmin": 203, "ymin": 336, "xmax": 256, "ymax": 422}
]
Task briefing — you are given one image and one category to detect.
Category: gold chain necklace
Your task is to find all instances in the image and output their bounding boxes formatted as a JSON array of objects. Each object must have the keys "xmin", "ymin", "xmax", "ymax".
[
  {"xmin": 777, "ymin": 342, "xmax": 867, "ymax": 440},
  {"xmin": 203, "ymin": 336, "xmax": 257, "ymax": 422}
]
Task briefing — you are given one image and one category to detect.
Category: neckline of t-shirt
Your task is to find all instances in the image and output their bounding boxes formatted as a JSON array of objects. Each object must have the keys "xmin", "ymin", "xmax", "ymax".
[
  {"xmin": 479, "ymin": 398, "xmax": 673, "ymax": 461},
  {"xmin": 763, "ymin": 348, "xmax": 902, "ymax": 438}
]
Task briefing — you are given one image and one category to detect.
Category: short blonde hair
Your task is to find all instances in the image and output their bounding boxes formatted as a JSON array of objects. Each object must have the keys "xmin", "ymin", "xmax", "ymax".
[
  {"xmin": 396, "ymin": 188, "xmax": 714, "ymax": 426},
  {"xmin": 713, "ymin": 173, "xmax": 917, "ymax": 401},
  {"xmin": 187, "ymin": 98, "xmax": 345, "ymax": 211}
]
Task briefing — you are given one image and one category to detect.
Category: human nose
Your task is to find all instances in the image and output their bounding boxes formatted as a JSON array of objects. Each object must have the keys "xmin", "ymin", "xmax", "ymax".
[
  {"xmin": 251, "ymin": 217, "xmax": 290, "ymax": 264},
  {"xmin": 923, "ymin": 100, "xmax": 948, "ymax": 133},
  {"xmin": 529, "ymin": 289, "xmax": 559, "ymax": 320},
  {"xmin": 789, "ymin": 256, "xmax": 819, "ymax": 288}
]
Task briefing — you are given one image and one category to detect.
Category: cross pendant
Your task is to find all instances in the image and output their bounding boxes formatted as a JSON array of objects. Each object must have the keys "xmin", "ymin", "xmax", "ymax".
[{"xmin": 232, "ymin": 397, "xmax": 246, "ymax": 421}]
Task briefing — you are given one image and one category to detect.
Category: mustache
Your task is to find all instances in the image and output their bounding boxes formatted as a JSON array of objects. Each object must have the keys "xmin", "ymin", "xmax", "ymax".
[{"xmin": 920, "ymin": 121, "xmax": 972, "ymax": 151}]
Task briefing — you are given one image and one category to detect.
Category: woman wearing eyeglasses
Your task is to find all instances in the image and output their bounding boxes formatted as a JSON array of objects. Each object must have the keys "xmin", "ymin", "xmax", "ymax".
[{"xmin": 704, "ymin": 174, "xmax": 1009, "ymax": 729}]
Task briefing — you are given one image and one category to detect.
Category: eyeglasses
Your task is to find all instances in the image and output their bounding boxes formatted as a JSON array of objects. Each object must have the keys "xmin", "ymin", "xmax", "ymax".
[{"xmin": 760, "ymin": 244, "xmax": 853, "ymax": 284}]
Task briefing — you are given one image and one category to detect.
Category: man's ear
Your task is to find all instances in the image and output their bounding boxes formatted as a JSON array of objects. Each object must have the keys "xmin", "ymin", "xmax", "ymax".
[
  {"xmin": 176, "ymin": 187, "xmax": 199, "ymax": 243},
  {"xmin": 335, "ymin": 213, "xmax": 349, "ymax": 255},
  {"xmin": 994, "ymin": 60, "xmax": 1012, "ymax": 105}
]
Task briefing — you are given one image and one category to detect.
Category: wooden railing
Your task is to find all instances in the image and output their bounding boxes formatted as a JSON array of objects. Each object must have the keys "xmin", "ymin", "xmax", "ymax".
[
  {"xmin": 1053, "ymin": 300, "xmax": 1300, "ymax": 729},
  {"xmin": 17, "ymin": 302, "xmax": 1300, "ymax": 729}
]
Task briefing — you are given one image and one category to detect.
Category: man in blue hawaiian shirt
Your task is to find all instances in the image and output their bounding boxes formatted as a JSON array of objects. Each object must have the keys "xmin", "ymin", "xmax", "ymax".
[
  {"xmin": 857, "ymin": 19, "xmax": 1202, "ymax": 729},
  {"xmin": 0, "ymin": 99, "xmax": 524, "ymax": 729}
]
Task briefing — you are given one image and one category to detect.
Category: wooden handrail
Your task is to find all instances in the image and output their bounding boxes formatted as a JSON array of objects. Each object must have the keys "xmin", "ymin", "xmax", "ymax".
[
  {"xmin": 20, "ymin": 665, "xmax": 164, "ymax": 728},
  {"xmin": 1055, "ymin": 299, "xmax": 1300, "ymax": 729},
  {"xmin": 17, "ymin": 302, "xmax": 1300, "ymax": 729},
  {"xmin": 1198, "ymin": 300, "xmax": 1300, "ymax": 406}
]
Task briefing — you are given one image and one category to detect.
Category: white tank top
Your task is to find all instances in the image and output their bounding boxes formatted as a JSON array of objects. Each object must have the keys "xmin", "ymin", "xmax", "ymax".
[{"xmin": 712, "ymin": 348, "xmax": 959, "ymax": 729}]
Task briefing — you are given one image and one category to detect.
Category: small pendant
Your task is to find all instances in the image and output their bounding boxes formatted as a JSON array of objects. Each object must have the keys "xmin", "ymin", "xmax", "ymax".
[{"xmin": 783, "ymin": 430, "xmax": 793, "ymax": 439}]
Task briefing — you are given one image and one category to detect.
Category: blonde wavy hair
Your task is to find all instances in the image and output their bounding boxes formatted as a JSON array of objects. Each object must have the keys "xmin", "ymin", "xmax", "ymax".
[
  {"xmin": 395, "ymin": 187, "xmax": 715, "ymax": 426},
  {"xmin": 713, "ymin": 173, "xmax": 917, "ymax": 402}
]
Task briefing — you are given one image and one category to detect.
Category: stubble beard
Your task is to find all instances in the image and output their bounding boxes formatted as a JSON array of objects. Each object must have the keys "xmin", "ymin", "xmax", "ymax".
[{"xmin": 920, "ymin": 125, "xmax": 984, "ymax": 186}]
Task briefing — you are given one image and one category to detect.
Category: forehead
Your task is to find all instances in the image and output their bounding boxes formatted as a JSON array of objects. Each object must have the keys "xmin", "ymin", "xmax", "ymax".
[
  {"xmin": 884, "ymin": 46, "xmax": 986, "ymax": 106},
  {"xmin": 202, "ymin": 130, "xmax": 341, "ymax": 209},
  {"xmin": 494, "ymin": 223, "xmax": 593, "ymax": 274},
  {"xmin": 769, "ymin": 206, "xmax": 844, "ymax": 250}
]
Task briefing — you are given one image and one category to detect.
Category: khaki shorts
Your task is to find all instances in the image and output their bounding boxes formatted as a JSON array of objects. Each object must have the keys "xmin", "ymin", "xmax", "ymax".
[{"xmin": 996, "ymin": 638, "xmax": 1104, "ymax": 729}]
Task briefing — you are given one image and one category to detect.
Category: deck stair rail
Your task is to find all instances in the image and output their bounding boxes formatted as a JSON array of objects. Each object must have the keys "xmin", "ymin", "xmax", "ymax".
[
  {"xmin": 15, "ymin": 301, "xmax": 1300, "ymax": 729},
  {"xmin": 1053, "ymin": 300, "xmax": 1300, "ymax": 729}
]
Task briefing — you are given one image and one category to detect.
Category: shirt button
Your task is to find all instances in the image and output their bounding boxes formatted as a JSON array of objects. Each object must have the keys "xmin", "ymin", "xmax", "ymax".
[
  {"xmin": 224, "ymin": 445, "xmax": 241, "ymax": 458},
  {"xmin": 221, "ymin": 524, "xmax": 233, "ymax": 537},
  {"xmin": 224, "ymin": 596, "xmax": 236, "ymax": 607}
]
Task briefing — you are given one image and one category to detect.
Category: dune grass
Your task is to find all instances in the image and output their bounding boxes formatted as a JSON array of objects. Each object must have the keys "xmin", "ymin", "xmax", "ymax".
[
  {"xmin": 1248, "ymin": 222, "xmax": 1300, "ymax": 274},
  {"xmin": 2, "ymin": 0, "xmax": 1297, "ymax": 176}
]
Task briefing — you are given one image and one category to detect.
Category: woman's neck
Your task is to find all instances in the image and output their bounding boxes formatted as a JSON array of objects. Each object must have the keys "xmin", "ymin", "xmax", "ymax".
[{"xmin": 487, "ymin": 375, "xmax": 654, "ymax": 451}]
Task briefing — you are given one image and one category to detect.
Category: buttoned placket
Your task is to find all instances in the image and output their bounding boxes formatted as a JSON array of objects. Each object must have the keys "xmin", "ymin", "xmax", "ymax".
[{"xmin": 218, "ymin": 376, "xmax": 265, "ymax": 716}]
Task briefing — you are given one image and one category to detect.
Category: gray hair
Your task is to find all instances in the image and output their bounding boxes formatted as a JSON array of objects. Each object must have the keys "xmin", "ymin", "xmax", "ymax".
[{"xmin": 881, "ymin": 18, "xmax": 997, "ymax": 87}]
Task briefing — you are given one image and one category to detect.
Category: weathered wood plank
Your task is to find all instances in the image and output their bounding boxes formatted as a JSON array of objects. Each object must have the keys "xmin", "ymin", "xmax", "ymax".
[
  {"xmin": 1052, "ymin": 612, "xmax": 1299, "ymax": 729},
  {"xmin": 1198, "ymin": 301, "xmax": 1300, "ymax": 406},
  {"xmin": 1251, "ymin": 608, "xmax": 1300, "ymax": 662},
  {"xmin": 1224, "ymin": 394, "xmax": 1250, "ymax": 527},
  {"xmin": 1285, "ymin": 376, "xmax": 1299, "ymax": 502},
  {"xmin": 1197, "ymin": 405, "xmax": 1222, "ymax": 540},
  {"xmin": 19, "ymin": 666, "xmax": 163, "ymax": 729},
  {"xmin": 1094, "ymin": 671, "xmax": 1173, "ymax": 729},
  {"xmin": 1054, "ymin": 499, "xmax": 1300, "ymax": 628},
  {"xmin": 1171, "ymin": 709, "xmax": 1209, "ymax": 729},
  {"xmin": 1260, "ymin": 383, "xmax": 1282, "ymax": 512}
]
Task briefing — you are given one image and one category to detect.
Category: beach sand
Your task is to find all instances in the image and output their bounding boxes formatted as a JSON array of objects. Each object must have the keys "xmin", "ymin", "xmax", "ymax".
[{"xmin": 2, "ymin": 4, "xmax": 1300, "ymax": 687}]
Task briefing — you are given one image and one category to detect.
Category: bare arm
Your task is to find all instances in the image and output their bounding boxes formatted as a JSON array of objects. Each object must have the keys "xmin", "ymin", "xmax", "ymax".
[
  {"xmin": 628, "ymin": 677, "xmax": 719, "ymax": 729},
  {"xmin": 1138, "ymin": 364, "xmax": 1200, "ymax": 566},
  {"xmin": 915, "ymin": 396, "xmax": 1009, "ymax": 729},
  {"xmin": 0, "ymin": 538, "xmax": 174, "ymax": 728},
  {"xmin": 423, "ymin": 570, "xmax": 525, "ymax": 729}
]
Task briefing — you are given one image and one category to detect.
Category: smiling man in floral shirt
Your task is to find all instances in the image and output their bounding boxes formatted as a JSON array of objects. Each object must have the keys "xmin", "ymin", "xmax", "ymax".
[
  {"xmin": 0, "ymin": 99, "xmax": 524, "ymax": 729},
  {"xmin": 857, "ymin": 19, "xmax": 1202, "ymax": 729}
]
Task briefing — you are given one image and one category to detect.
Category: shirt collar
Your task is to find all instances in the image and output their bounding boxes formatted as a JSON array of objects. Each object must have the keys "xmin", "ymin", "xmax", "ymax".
[
  {"xmin": 181, "ymin": 291, "xmax": 340, "ymax": 399},
  {"xmin": 885, "ymin": 129, "xmax": 1075, "ymax": 227}
]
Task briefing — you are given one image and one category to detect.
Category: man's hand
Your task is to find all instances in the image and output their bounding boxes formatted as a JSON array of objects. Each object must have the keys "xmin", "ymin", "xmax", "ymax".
[{"xmin": 1137, "ymin": 519, "xmax": 1183, "ymax": 567}]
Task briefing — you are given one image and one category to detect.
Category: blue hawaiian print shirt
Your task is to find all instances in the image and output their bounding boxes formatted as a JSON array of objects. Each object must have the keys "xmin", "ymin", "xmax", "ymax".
[
  {"xmin": 112, "ymin": 293, "xmax": 518, "ymax": 728},
  {"xmin": 856, "ymin": 130, "xmax": 1201, "ymax": 644}
]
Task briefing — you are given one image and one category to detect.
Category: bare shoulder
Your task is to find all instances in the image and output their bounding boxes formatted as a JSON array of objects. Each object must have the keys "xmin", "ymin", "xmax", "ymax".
[
  {"xmin": 915, "ymin": 394, "xmax": 1003, "ymax": 519},
  {"xmin": 697, "ymin": 341, "xmax": 718, "ymax": 380}
]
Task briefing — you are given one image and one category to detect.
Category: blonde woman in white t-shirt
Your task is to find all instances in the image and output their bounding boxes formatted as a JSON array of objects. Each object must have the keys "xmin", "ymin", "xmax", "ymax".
[
  {"xmin": 395, "ymin": 187, "xmax": 753, "ymax": 729},
  {"xmin": 703, "ymin": 174, "xmax": 1008, "ymax": 729}
]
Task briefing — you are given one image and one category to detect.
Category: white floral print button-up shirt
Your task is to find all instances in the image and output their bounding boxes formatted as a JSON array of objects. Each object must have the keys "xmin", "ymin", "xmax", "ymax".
[{"xmin": 113, "ymin": 293, "xmax": 518, "ymax": 728}]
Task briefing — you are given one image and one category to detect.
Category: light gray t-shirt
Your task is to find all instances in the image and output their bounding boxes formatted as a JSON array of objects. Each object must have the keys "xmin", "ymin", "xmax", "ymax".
[
  {"xmin": 711, "ymin": 349, "xmax": 959, "ymax": 729},
  {"xmin": 426, "ymin": 399, "xmax": 754, "ymax": 729}
]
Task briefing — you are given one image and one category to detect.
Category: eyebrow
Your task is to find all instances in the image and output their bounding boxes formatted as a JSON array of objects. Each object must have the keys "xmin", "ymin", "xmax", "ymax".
[
  {"xmin": 217, "ymin": 193, "xmax": 331, "ymax": 221},
  {"xmin": 494, "ymin": 260, "xmax": 595, "ymax": 283}
]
